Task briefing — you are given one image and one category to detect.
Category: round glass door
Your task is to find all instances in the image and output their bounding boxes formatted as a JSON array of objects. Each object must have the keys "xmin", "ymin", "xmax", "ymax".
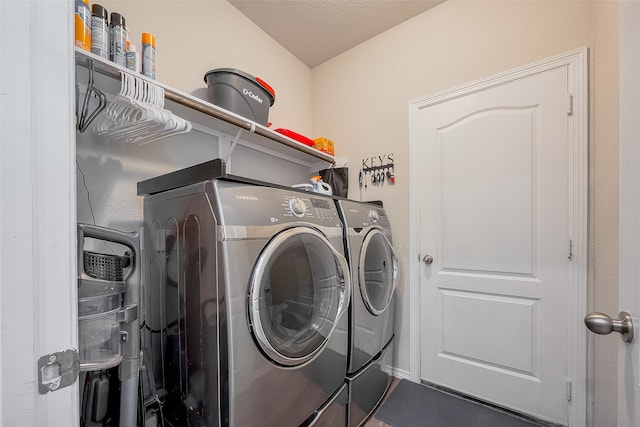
[
  {"xmin": 248, "ymin": 227, "xmax": 350, "ymax": 366},
  {"xmin": 359, "ymin": 229, "xmax": 397, "ymax": 315}
]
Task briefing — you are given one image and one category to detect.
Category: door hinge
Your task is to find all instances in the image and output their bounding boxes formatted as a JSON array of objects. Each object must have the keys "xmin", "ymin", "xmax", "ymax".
[
  {"xmin": 567, "ymin": 238, "xmax": 573, "ymax": 260},
  {"xmin": 567, "ymin": 94, "xmax": 573, "ymax": 116},
  {"xmin": 566, "ymin": 379, "xmax": 572, "ymax": 401},
  {"xmin": 37, "ymin": 349, "xmax": 80, "ymax": 394}
]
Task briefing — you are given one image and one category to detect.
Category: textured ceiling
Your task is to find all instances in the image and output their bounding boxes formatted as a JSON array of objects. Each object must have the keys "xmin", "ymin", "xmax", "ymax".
[{"xmin": 228, "ymin": 0, "xmax": 445, "ymax": 69}]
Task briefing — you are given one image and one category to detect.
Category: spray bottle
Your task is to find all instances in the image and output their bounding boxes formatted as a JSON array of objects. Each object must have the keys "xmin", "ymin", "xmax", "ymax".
[
  {"xmin": 141, "ymin": 33, "xmax": 156, "ymax": 79},
  {"xmin": 74, "ymin": 0, "xmax": 91, "ymax": 52},
  {"xmin": 109, "ymin": 12, "xmax": 127, "ymax": 66},
  {"xmin": 90, "ymin": 4, "xmax": 109, "ymax": 59}
]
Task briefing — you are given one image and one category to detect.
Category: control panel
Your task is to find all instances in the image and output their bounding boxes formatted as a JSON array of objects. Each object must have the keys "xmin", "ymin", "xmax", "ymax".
[
  {"xmin": 282, "ymin": 195, "xmax": 339, "ymax": 222},
  {"xmin": 339, "ymin": 201, "xmax": 391, "ymax": 229},
  {"xmin": 216, "ymin": 181, "xmax": 341, "ymax": 226}
]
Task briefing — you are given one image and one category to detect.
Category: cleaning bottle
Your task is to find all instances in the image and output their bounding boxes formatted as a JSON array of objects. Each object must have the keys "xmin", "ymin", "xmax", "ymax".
[
  {"xmin": 126, "ymin": 42, "xmax": 138, "ymax": 72},
  {"xmin": 75, "ymin": 0, "xmax": 92, "ymax": 52},
  {"xmin": 141, "ymin": 32, "xmax": 156, "ymax": 79},
  {"xmin": 310, "ymin": 175, "xmax": 332, "ymax": 195},
  {"xmin": 109, "ymin": 12, "xmax": 127, "ymax": 66},
  {"xmin": 292, "ymin": 176, "xmax": 332, "ymax": 195},
  {"xmin": 90, "ymin": 4, "xmax": 109, "ymax": 59}
]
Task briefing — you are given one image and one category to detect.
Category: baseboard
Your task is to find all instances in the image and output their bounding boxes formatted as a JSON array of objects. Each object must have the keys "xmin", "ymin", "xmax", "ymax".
[{"xmin": 385, "ymin": 365, "xmax": 411, "ymax": 381}]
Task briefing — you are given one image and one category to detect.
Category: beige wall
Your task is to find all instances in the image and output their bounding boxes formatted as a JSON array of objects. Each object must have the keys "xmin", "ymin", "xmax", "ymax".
[
  {"xmin": 100, "ymin": 0, "xmax": 314, "ymax": 135},
  {"xmin": 312, "ymin": 1, "xmax": 618, "ymax": 425},
  {"xmin": 95, "ymin": 0, "xmax": 620, "ymax": 424}
]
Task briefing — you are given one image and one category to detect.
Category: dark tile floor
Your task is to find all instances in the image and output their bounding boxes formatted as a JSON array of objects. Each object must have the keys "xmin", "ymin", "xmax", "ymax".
[
  {"xmin": 363, "ymin": 378, "xmax": 400, "ymax": 427},
  {"xmin": 364, "ymin": 378, "xmax": 551, "ymax": 427}
]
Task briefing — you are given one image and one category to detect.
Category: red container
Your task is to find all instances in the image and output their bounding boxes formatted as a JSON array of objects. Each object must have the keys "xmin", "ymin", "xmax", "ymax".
[{"xmin": 274, "ymin": 128, "xmax": 314, "ymax": 147}]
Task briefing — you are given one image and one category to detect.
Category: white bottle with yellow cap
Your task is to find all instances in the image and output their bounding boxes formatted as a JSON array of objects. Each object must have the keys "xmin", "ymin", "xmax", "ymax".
[{"xmin": 141, "ymin": 32, "xmax": 156, "ymax": 79}]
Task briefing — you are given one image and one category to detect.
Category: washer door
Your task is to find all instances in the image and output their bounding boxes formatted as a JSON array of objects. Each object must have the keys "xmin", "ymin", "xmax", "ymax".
[
  {"xmin": 248, "ymin": 227, "xmax": 350, "ymax": 367},
  {"xmin": 358, "ymin": 229, "xmax": 398, "ymax": 315}
]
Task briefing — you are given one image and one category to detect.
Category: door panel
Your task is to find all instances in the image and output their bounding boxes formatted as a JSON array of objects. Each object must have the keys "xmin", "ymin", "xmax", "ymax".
[
  {"xmin": 440, "ymin": 290, "xmax": 538, "ymax": 375},
  {"xmin": 440, "ymin": 108, "xmax": 534, "ymax": 274},
  {"xmin": 416, "ymin": 64, "xmax": 575, "ymax": 424}
]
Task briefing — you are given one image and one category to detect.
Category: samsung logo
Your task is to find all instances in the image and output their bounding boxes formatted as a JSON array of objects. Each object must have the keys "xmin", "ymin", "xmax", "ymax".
[
  {"xmin": 243, "ymin": 88, "xmax": 264, "ymax": 104},
  {"xmin": 236, "ymin": 194, "xmax": 258, "ymax": 201}
]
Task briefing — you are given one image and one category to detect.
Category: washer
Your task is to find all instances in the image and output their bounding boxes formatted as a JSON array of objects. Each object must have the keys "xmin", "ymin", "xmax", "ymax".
[
  {"xmin": 141, "ymin": 174, "xmax": 351, "ymax": 427},
  {"xmin": 336, "ymin": 199, "xmax": 398, "ymax": 427}
]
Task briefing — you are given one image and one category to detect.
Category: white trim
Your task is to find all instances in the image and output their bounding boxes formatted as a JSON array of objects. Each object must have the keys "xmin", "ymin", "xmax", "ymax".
[
  {"xmin": 408, "ymin": 47, "xmax": 588, "ymax": 427},
  {"xmin": 35, "ymin": 0, "xmax": 79, "ymax": 424},
  {"xmin": 388, "ymin": 366, "xmax": 412, "ymax": 381},
  {"xmin": 408, "ymin": 93, "xmax": 422, "ymax": 383},
  {"xmin": 617, "ymin": 3, "xmax": 640, "ymax": 425},
  {"xmin": 0, "ymin": 2, "xmax": 4, "ymax": 423},
  {"xmin": 1, "ymin": 1, "xmax": 78, "ymax": 425}
]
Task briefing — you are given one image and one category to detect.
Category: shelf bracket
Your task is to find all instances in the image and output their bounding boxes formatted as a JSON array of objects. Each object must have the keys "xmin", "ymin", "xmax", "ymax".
[{"xmin": 222, "ymin": 128, "xmax": 245, "ymax": 162}]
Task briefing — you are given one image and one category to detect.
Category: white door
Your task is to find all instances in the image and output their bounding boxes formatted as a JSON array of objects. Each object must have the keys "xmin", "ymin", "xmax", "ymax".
[
  {"xmin": 617, "ymin": 2, "xmax": 640, "ymax": 425},
  {"xmin": 411, "ymin": 51, "xmax": 587, "ymax": 426}
]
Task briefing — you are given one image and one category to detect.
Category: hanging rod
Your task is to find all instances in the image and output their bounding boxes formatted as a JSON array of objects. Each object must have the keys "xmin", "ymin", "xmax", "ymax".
[{"xmin": 75, "ymin": 48, "xmax": 335, "ymax": 165}]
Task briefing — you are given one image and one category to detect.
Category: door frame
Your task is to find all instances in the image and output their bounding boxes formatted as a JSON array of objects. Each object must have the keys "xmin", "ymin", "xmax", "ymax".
[
  {"xmin": 1, "ymin": 0, "xmax": 78, "ymax": 425},
  {"xmin": 408, "ymin": 47, "xmax": 588, "ymax": 426},
  {"xmin": 618, "ymin": 2, "xmax": 640, "ymax": 425}
]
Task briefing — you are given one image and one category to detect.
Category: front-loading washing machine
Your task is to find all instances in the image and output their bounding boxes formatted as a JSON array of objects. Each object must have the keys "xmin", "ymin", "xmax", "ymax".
[
  {"xmin": 140, "ymin": 164, "xmax": 351, "ymax": 427},
  {"xmin": 336, "ymin": 199, "xmax": 398, "ymax": 427}
]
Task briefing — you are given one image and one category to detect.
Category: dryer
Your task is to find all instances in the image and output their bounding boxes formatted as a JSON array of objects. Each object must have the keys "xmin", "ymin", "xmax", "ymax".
[
  {"xmin": 336, "ymin": 199, "xmax": 397, "ymax": 427},
  {"xmin": 141, "ymin": 169, "xmax": 351, "ymax": 427}
]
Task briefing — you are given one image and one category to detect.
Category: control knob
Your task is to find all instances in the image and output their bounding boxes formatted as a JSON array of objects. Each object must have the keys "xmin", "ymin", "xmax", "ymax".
[
  {"xmin": 368, "ymin": 209, "xmax": 379, "ymax": 222},
  {"xmin": 289, "ymin": 198, "xmax": 307, "ymax": 217}
]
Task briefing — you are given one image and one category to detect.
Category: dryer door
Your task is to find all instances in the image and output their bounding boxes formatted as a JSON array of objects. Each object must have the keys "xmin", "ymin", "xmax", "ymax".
[
  {"xmin": 359, "ymin": 229, "xmax": 398, "ymax": 315},
  {"xmin": 248, "ymin": 227, "xmax": 350, "ymax": 367}
]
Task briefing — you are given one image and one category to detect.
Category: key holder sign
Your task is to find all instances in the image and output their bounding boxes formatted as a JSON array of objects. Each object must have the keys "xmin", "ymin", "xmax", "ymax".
[{"xmin": 361, "ymin": 153, "xmax": 395, "ymax": 188}]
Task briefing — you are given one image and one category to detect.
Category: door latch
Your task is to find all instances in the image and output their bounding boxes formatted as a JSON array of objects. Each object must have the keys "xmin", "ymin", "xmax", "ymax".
[{"xmin": 37, "ymin": 349, "xmax": 80, "ymax": 394}]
